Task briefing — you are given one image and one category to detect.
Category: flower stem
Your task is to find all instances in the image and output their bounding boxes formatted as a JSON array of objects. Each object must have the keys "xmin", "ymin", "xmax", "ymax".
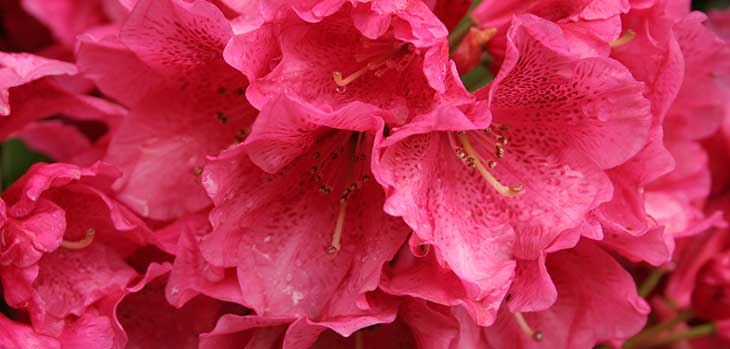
[
  {"xmin": 638, "ymin": 269, "xmax": 666, "ymax": 298},
  {"xmin": 623, "ymin": 310, "xmax": 693, "ymax": 348},
  {"xmin": 447, "ymin": 0, "xmax": 483, "ymax": 53},
  {"xmin": 641, "ymin": 323, "xmax": 716, "ymax": 348}
]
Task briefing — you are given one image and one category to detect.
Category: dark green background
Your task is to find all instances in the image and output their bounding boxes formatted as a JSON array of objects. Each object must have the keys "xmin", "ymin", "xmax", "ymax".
[{"xmin": 695, "ymin": 0, "xmax": 730, "ymax": 10}]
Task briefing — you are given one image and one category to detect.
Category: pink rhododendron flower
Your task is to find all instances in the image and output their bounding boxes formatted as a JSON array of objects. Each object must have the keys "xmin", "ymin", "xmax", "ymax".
[
  {"xmin": 375, "ymin": 13, "xmax": 650, "ymax": 324},
  {"xmin": 483, "ymin": 241, "xmax": 649, "ymax": 349},
  {"xmin": 225, "ymin": 0, "xmax": 468, "ymax": 126},
  {"xmin": 199, "ymin": 94, "xmax": 408, "ymax": 336},
  {"xmin": 465, "ymin": 0, "xmax": 629, "ymax": 72},
  {"xmin": 593, "ymin": 0, "xmax": 730, "ymax": 268},
  {"xmin": 77, "ymin": 0, "xmax": 258, "ymax": 220},
  {"xmin": 2, "ymin": 0, "xmax": 730, "ymax": 347},
  {"xmin": 0, "ymin": 162, "xmax": 147, "ymax": 336}
]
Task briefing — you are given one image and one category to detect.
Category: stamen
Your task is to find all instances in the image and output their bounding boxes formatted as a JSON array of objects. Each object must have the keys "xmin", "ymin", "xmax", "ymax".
[
  {"xmin": 325, "ymin": 199, "xmax": 348, "ymax": 255},
  {"xmin": 324, "ymin": 132, "xmax": 368, "ymax": 255},
  {"xmin": 514, "ymin": 312, "xmax": 544, "ymax": 342},
  {"xmin": 333, "ymin": 65, "xmax": 375, "ymax": 87},
  {"xmin": 333, "ymin": 43, "xmax": 414, "ymax": 88},
  {"xmin": 610, "ymin": 29, "xmax": 636, "ymax": 48},
  {"xmin": 456, "ymin": 132, "xmax": 523, "ymax": 197},
  {"xmin": 62, "ymin": 228, "xmax": 96, "ymax": 250}
]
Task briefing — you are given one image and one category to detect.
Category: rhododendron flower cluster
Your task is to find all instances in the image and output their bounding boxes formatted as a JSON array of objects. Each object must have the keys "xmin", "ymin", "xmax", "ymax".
[{"xmin": 1, "ymin": 0, "xmax": 730, "ymax": 348}]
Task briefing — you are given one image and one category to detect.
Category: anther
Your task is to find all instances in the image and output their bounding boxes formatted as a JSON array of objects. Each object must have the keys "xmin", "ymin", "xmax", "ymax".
[
  {"xmin": 313, "ymin": 152, "xmax": 321, "ymax": 159},
  {"xmin": 533, "ymin": 331, "xmax": 544, "ymax": 342},
  {"xmin": 192, "ymin": 166, "xmax": 203, "ymax": 176},
  {"xmin": 610, "ymin": 29, "xmax": 636, "ymax": 48},
  {"xmin": 487, "ymin": 160, "xmax": 497, "ymax": 168},
  {"xmin": 466, "ymin": 157, "xmax": 477, "ymax": 168},
  {"xmin": 456, "ymin": 132, "xmax": 523, "ymax": 197},
  {"xmin": 496, "ymin": 145, "xmax": 505, "ymax": 158},
  {"xmin": 62, "ymin": 228, "xmax": 96, "ymax": 250},
  {"xmin": 235, "ymin": 87, "xmax": 245, "ymax": 95},
  {"xmin": 217, "ymin": 87, "xmax": 226, "ymax": 94}
]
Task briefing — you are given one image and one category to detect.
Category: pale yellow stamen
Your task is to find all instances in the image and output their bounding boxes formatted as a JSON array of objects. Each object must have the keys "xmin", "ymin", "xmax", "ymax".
[
  {"xmin": 456, "ymin": 132, "xmax": 523, "ymax": 197},
  {"xmin": 332, "ymin": 58, "xmax": 389, "ymax": 87},
  {"xmin": 325, "ymin": 133, "xmax": 366, "ymax": 255},
  {"xmin": 326, "ymin": 200, "xmax": 348, "ymax": 255},
  {"xmin": 610, "ymin": 29, "xmax": 636, "ymax": 48},
  {"xmin": 514, "ymin": 312, "xmax": 544, "ymax": 342},
  {"xmin": 61, "ymin": 228, "xmax": 96, "ymax": 250},
  {"xmin": 333, "ymin": 43, "xmax": 414, "ymax": 88}
]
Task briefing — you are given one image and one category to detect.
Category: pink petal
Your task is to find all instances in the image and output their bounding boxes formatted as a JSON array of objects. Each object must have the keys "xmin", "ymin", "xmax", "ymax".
[
  {"xmin": 86, "ymin": 0, "xmax": 258, "ymax": 220},
  {"xmin": 0, "ymin": 52, "xmax": 76, "ymax": 116},
  {"xmin": 22, "ymin": 0, "xmax": 108, "ymax": 47},
  {"xmin": 484, "ymin": 241, "xmax": 649, "ymax": 349},
  {"xmin": 201, "ymin": 95, "xmax": 407, "ymax": 332},
  {"xmin": 0, "ymin": 314, "xmax": 59, "ymax": 349}
]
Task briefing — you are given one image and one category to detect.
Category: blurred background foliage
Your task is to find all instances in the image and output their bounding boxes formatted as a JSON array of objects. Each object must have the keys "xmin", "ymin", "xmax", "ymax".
[
  {"xmin": 0, "ymin": 0, "xmax": 729, "ymax": 193},
  {"xmin": 695, "ymin": 0, "xmax": 730, "ymax": 10}
]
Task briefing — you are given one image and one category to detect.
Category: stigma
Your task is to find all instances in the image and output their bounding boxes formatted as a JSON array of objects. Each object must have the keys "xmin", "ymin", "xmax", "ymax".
[{"xmin": 451, "ymin": 126, "xmax": 524, "ymax": 197}]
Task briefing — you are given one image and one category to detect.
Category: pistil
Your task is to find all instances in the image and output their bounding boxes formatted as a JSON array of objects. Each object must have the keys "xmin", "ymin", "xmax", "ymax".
[{"xmin": 61, "ymin": 228, "xmax": 96, "ymax": 250}]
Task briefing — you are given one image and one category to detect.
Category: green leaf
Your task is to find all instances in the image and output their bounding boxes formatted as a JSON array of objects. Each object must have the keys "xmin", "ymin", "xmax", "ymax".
[
  {"xmin": 460, "ymin": 51, "xmax": 495, "ymax": 92},
  {"xmin": 1, "ymin": 139, "xmax": 53, "ymax": 192}
]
